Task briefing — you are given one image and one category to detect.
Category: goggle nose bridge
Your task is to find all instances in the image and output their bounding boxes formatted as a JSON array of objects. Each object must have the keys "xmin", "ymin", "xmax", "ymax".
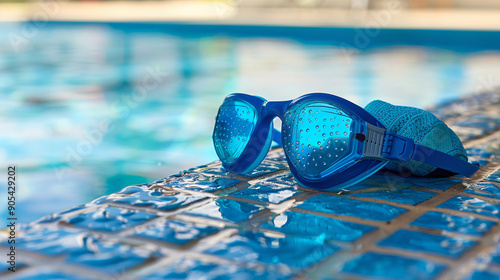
[{"xmin": 261, "ymin": 100, "xmax": 292, "ymax": 121}]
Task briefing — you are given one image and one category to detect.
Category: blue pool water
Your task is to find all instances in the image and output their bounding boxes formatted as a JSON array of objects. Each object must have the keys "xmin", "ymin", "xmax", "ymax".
[{"xmin": 1, "ymin": 23, "xmax": 500, "ymax": 223}]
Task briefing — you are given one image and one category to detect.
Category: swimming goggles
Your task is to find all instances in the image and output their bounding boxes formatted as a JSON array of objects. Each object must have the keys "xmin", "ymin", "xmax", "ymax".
[{"xmin": 212, "ymin": 93, "xmax": 479, "ymax": 190}]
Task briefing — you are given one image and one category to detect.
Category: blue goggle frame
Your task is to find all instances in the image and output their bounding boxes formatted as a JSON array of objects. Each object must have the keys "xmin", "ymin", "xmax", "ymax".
[{"xmin": 212, "ymin": 93, "xmax": 479, "ymax": 191}]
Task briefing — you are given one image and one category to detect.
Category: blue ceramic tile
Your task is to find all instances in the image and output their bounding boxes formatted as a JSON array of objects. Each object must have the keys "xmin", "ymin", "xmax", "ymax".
[
  {"xmin": 7, "ymin": 227, "xmax": 93, "ymax": 256},
  {"xmin": 463, "ymin": 183, "xmax": 500, "ymax": 199},
  {"xmin": 6, "ymin": 227, "xmax": 154, "ymax": 274},
  {"xmin": 265, "ymin": 172, "xmax": 298, "ymax": 187},
  {"xmin": 204, "ymin": 230, "xmax": 339, "ymax": 269},
  {"xmin": 466, "ymin": 147, "xmax": 494, "ymax": 159},
  {"xmin": 379, "ymin": 229, "xmax": 476, "ymax": 258},
  {"xmin": 9, "ymin": 270, "xmax": 91, "ymax": 280},
  {"xmin": 68, "ymin": 206, "xmax": 157, "ymax": 232},
  {"xmin": 260, "ymin": 211, "xmax": 375, "ymax": 242},
  {"xmin": 232, "ymin": 182, "xmax": 300, "ymax": 204},
  {"xmin": 438, "ymin": 196, "xmax": 500, "ymax": 219},
  {"xmin": 347, "ymin": 189, "xmax": 436, "ymax": 205},
  {"xmin": 455, "ymin": 115, "xmax": 500, "ymax": 132},
  {"xmin": 341, "ymin": 252, "xmax": 446, "ymax": 280},
  {"xmin": 196, "ymin": 165, "xmax": 241, "ymax": 179},
  {"xmin": 410, "ymin": 211, "xmax": 494, "ymax": 236},
  {"xmin": 296, "ymin": 194, "xmax": 406, "ymax": 222},
  {"xmin": 489, "ymin": 243, "xmax": 500, "ymax": 265},
  {"xmin": 93, "ymin": 185, "xmax": 207, "ymax": 211},
  {"xmin": 133, "ymin": 218, "xmax": 221, "ymax": 246},
  {"xmin": 66, "ymin": 242, "xmax": 155, "ymax": 274},
  {"xmin": 244, "ymin": 160, "xmax": 289, "ymax": 177},
  {"xmin": 485, "ymin": 168, "xmax": 500, "ymax": 183},
  {"xmin": 35, "ymin": 205, "xmax": 95, "ymax": 224},
  {"xmin": 184, "ymin": 198, "xmax": 264, "ymax": 223},
  {"xmin": 160, "ymin": 172, "xmax": 243, "ymax": 192},
  {"xmin": 463, "ymin": 270, "xmax": 500, "ymax": 280},
  {"xmin": 143, "ymin": 258, "xmax": 291, "ymax": 280}
]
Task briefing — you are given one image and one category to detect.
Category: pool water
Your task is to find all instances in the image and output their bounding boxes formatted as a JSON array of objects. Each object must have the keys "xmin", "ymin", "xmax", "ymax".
[{"xmin": 1, "ymin": 23, "xmax": 500, "ymax": 223}]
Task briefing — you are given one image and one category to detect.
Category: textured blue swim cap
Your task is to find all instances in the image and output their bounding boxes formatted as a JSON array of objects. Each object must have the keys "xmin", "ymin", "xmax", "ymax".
[{"xmin": 364, "ymin": 100, "xmax": 468, "ymax": 176}]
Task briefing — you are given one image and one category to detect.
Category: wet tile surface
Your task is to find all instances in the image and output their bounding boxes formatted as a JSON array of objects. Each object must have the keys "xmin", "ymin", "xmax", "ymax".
[
  {"xmin": 143, "ymin": 258, "xmax": 291, "ymax": 280},
  {"xmin": 184, "ymin": 198, "xmax": 264, "ymax": 223},
  {"xmin": 464, "ymin": 182, "xmax": 500, "ymax": 199},
  {"xmin": 93, "ymin": 184, "xmax": 207, "ymax": 211},
  {"xmin": 232, "ymin": 181, "xmax": 300, "ymax": 204},
  {"xmin": 378, "ymin": 229, "xmax": 476, "ymax": 258},
  {"xmin": 347, "ymin": 188, "xmax": 436, "ymax": 205},
  {"xmin": 3, "ymin": 91, "xmax": 500, "ymax": 279},
  {"xmin": 341, "ymin": 252, "xmax": 447, "ymax": 280},
  {"xmin": 463, "ymin": 270, "xmax": 500, "ymax": 280},
  {"xmin": 296, "ymin": 194, "xmax": 407, "ymax": 222},
  {"xmin": 132, "ymin": 218, "xmax": 222, "ymax": 246},
  {"xmin": 68, "ymin": 206, "xmax": 157, "ymax": 232},
  {"xmin": 8, "ymin": 270, "xmax": 91, "ymax": 280},
  {"xmin": 159, "ymin": 172, "xmax": 243, "ymax": 192},
  {"xmin": 204, "ymin": 230, "xmax": 340, "ymax": 269},
  {"xmin": 438, "ymin": 196, "xmax": 500, "ymax": 219},
  {"xmin": 260, "ymin": 211, "xmax": 375, "ymax": 243},
  {"xmin": 3, "ymin": 227, "xmax": 157, "ymax": 274},
  {"xmin": 410, "ymin": 211, "xmax": 495, "ymax": 236}
]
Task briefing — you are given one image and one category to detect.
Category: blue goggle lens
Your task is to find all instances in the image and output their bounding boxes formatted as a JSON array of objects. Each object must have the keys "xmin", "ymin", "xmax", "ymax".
[
  {"xmin": 213, "ymin": 99, "xmax": 258, "ymax": 163},
  {"xmin": 283, "ymin": 100, "xmax": 357, "ymax": 179}
]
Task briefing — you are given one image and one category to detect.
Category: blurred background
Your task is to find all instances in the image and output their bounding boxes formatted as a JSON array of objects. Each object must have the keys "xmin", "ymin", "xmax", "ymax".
[{"xmin": 1, "ymin": 0, "xmax": 500, "ymax": 223}]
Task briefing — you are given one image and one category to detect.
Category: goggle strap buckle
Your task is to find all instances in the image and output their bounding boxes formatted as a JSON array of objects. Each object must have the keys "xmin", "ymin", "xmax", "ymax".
[
  {"xmin": 362, "ymin": 123, "xmax": 387, "ymax": 159},
  {"xmin": 381, "ymin": 132, "xmax": 416, "ymax": 162}
]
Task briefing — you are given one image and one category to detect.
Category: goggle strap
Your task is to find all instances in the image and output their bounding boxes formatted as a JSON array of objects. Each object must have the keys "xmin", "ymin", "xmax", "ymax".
[
  {"xmin": 382, "ymin": 131, "xmax": 479, "ymax": 177},
  {"xmin": 412, "ymin": 144, "xmax": 479, "ymax": 177}
]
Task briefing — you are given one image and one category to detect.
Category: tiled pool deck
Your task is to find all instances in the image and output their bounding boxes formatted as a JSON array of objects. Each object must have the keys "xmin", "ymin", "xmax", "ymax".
[{"xmin": 2, "ymin": 91, "xmax": 500, "ymax": 280}]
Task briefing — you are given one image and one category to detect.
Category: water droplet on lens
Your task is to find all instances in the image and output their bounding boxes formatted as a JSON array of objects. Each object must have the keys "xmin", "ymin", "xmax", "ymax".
[
  {"xmin": 322, "ymin": 133, "xmax": 326, "ymax": 137},
  {"xmin": 315, "ymin": 125, "xmax": 319, "ymax": 129}
]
